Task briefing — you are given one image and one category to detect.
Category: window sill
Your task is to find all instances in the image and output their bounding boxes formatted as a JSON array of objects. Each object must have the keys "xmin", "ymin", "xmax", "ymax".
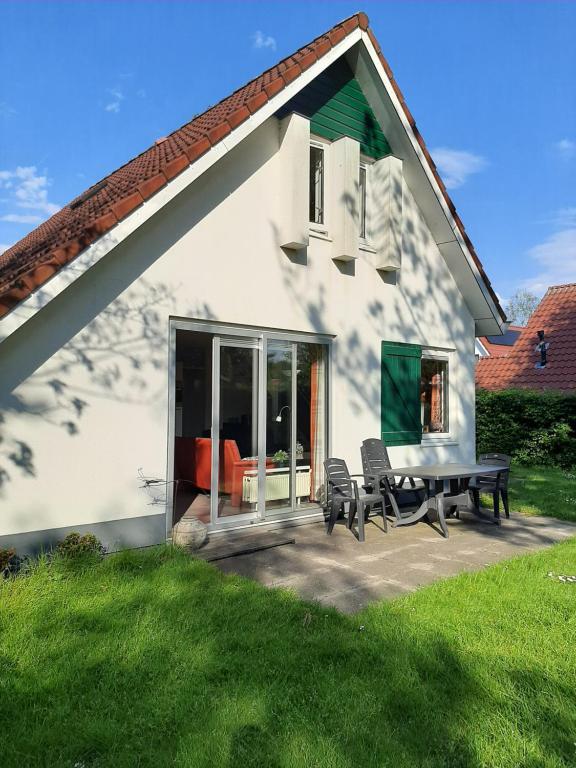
[
  {"xmin": 309, "ymin": 228, "xmax": 332, "ymax": 243},
  {"xmin": 359, "ymin": 241, "xmax": 377, "ymax": 254},
  {"xmin": 421, "ymin": 435, "xmax": 459, "ymax": 447}
]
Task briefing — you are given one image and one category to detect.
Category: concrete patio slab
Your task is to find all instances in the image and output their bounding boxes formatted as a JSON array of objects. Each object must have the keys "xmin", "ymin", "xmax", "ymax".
[{"xmin": 203, "ymin": 512, "xmax": 576, "ymax": 613}]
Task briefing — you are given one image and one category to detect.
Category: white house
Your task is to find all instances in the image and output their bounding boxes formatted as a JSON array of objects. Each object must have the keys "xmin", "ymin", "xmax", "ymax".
[{"xmin": 0, "ymin": 13, "xmax": 506, "ymax": 553}]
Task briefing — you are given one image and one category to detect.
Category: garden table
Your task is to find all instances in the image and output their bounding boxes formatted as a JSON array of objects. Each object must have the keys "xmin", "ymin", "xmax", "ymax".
[{"xmin": 389, "ymin": 463, "xmax": 508, "ymax": 538}]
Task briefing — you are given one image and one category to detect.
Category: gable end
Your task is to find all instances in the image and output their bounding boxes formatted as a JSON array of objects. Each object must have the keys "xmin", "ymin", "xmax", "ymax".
[{"xmin": 278, "ymin": 58, "xmax": 390, "ymax": 159}]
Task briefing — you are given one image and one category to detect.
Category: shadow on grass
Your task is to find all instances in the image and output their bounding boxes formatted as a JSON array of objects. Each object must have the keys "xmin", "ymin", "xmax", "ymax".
[{"xmin": 1, "ymin": 546, "xmax": 575, "ymax": 767}]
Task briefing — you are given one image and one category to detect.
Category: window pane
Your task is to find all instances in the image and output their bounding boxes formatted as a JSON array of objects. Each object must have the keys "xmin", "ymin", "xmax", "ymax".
[
  {"xmin": 309, "ymin": 146, "xmax": 324, "ymax": 225},
  {"xmin": 420, "ymin": 359, "xmax": 448, "ymax": 433},
  {"xmin": 265, "ymin": 342, "xmax": 292, "ymax": 511},
  {"xmin": 218, "ymin": 345, "xmax": 259, "ymax": 518},
  {"xmin": 359, "ymin": 166, "xmax": 367, "ymax": 238}
]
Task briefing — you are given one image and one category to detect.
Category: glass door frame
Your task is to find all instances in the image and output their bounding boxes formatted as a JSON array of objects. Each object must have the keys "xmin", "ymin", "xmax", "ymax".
[{"xmin": 168, "ymin": 319, "xmax": 332, "ymax": 534}]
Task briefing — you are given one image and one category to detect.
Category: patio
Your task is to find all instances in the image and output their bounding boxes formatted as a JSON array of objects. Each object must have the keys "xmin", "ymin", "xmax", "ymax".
[{"xmin": 200, "ymin": 511, "xmax": 576, "ymax": 613}]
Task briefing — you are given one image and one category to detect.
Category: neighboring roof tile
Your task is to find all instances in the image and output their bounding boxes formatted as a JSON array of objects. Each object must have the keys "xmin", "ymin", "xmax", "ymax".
[
  {"xmin": 0, "ymin": 11, "xmax": 505, "ymax": 325},
  {"xmin": 476, "ymin": 284, "xmax": 576, "ymax": 392}
]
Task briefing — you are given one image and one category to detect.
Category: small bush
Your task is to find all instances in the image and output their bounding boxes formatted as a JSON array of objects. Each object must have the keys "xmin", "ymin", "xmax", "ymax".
[
  {"xmin": 476, "ymin": 388, "xmax": 576, "ymax": 469},
  {"xmin": 55, "ymin": 532, "xmax": 105, "ymax": 561},
  {"xmin": 0, "ymin": 547, "xmax": 27, "ymax": 578}
]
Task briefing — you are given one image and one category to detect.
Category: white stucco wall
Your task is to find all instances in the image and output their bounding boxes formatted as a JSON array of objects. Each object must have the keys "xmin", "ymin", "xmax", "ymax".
[{"xmin": 0, "ymin": 117, "xmax": 476, "ymax": 545}]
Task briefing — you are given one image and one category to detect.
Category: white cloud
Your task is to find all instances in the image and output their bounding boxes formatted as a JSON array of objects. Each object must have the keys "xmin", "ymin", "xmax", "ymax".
[
  {"xmin": 0, "ymin": 166, "xmax": 60, "ymax": 225},
  {"xmin": 0, "ymin": 213, "xmax": 42, "ymax": 224},
  {"xmin": 104, "ymin": 87, "xmax": 124, "ymax": 113},
  {"xmin": 0, "ymin": 243, "xmax": 12, "ymax": 254},
  {"xmin": 547, "ymin": 207, "xmax": 576, "ymax": 228},
  {"xmin": 430, "ymin": 147, "xmax": 487, "ymax": 189},
  {"xmin": 554, "ymin": 138, "xmax": 575, "ymax": 159},
  {"xmin": 253, "ymin": 30, "xmax": 277, "ymax": 51},
  {"xmin": 522, "ymin": 228, "xmax": 576, "ymax": 295}
]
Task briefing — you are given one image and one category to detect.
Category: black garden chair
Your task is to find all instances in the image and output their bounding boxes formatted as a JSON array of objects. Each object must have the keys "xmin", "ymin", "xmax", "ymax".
[
  {"xmin": 324, "ymin": 457, "xmax": 387, "ymax": 543},
  {"xmin": 469, "ymin": 453, "xmax": 511, "ymax": 521},
  {"xmin": 360, "ymin": 438, "xmax": 425, "ymax": 524}
]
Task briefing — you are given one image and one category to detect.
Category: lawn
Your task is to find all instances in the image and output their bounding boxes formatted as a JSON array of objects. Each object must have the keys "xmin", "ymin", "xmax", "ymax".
[
  {"xmin": 1, "ymin": 539, "xmax": 576, "ymax": 768},
  {"xmin": 506, "ymin": 465, "xmax": 576, "ymax": 522}
]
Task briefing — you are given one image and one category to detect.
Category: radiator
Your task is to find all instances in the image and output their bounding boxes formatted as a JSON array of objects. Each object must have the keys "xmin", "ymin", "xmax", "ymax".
[{"xmin": 242, "ymin": 469, "xmax": 311, "ymax": 503}]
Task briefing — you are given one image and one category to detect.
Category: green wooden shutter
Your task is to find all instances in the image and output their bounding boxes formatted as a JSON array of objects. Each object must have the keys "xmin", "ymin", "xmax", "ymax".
[
  {"xmin": 277, "ymin": 59, "xmax": 391, "ymax": 160},
  {"xmin": 381, "ymin": 341, "xmax": 422, "ymax": 446}
]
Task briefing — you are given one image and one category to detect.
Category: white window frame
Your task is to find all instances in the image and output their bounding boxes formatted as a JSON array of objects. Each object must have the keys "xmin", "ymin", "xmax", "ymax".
[
  {"xmin": 309, "ymin": 136, "xmax": 330, "ymax": 238},
  {"xmin": 420, "ymin": 347, "xmax": 457, "ymax": 445}
]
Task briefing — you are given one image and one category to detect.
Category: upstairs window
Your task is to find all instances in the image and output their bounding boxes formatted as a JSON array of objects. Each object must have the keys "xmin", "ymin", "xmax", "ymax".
[
  {"xmin": 309, "ymin": 145, "xmax": 324, "ymax": 225},
  {"xmin": 359, "ymin": 164, "xmax": 367, "ymax": 239}
]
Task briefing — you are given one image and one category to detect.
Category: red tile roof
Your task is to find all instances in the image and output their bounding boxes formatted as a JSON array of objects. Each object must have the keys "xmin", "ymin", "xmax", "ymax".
[
  {"xmin": 0, "ymin": 12, "xmax": 505, "ymax": 325},
  {"xmin": 476, "ymin": 284, "xmax": 576, "ymax": 392}
]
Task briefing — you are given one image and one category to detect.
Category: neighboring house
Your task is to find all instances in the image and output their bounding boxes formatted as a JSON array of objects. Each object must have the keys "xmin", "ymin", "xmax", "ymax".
[
  {"xmin": 475, "ymin": 325, "xmax": 523, "ymax": 359},
  {"xmin": 0, "ymin": 13, "xmax": 506, "ymax": 553},
  {"xmin": 476, "ymin": 284, "xmax": 576, "ymax": 392}
]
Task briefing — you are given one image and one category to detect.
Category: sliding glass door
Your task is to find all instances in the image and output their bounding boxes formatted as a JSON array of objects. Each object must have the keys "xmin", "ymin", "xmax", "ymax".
[
  {"xmin": 263, "ymin": 341, "xmax": 327, "ymax": 516},
  {"xmin": 214, "ymin": 338, "xmax": 260, "ymax": 521},
  {"xmin": 172, "ymin": 324, "xmax": 328, "ymax": 531}
]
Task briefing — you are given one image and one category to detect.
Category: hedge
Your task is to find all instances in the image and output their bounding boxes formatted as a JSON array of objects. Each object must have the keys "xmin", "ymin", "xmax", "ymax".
[{"xmin": 476, "ymin": 388, "xmax": 576, "ymax": 469}]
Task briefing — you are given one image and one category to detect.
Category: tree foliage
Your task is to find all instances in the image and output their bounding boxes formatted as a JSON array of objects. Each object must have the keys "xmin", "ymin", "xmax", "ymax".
[{"xmin": 504, "ymin": 289, "xmax": 539, "ymax": 326}]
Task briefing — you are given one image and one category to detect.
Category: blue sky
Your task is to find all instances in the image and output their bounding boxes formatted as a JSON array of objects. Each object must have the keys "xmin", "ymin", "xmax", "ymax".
[{"xmin": 1, "ymin": 0, "xmax": 575, "ymax": 302}]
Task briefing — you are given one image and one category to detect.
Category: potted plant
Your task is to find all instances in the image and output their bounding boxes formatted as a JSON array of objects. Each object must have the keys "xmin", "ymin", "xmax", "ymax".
[{"xmin": 272, "ymin": 449, "xmax": 289, "ymax": 468}]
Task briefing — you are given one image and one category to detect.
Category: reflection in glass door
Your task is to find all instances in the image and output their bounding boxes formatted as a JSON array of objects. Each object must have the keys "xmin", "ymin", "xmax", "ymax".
[
  {"xmin": 215, "ymin": 339, "xmax": 259, "ymax": 520},
  {"xmin": 265, "ymin": 342, "xmax": 293, "ymax": 511},
  {"xmin": 264, "ymin": 341, "xmax": 327, "ymax": 515}
]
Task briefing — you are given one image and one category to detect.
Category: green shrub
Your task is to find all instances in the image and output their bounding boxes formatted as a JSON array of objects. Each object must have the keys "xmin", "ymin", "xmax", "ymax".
[
  {"xmin": 0, "ymin": 547, "xmax": 27, "ymax": 578},
  {"xmin": 0, "ymin": 548, "xmax": 15, "ymax": 572},
  {"xmin": 476, "ymin": 389, "xmax": 576, "ymax": 469},
  {"xmin": 55, "ymin": 532, "xmax": 105, "ymax": 561}
]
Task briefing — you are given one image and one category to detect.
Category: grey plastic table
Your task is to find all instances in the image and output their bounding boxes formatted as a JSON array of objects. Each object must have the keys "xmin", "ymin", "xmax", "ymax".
[{"xmin": 389, "ymin": 463, "xmax": 507, "ymax": 538}]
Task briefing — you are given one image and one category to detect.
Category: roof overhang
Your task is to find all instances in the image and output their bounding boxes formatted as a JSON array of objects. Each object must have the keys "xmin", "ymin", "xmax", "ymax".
[{"xmin": 353, "ymin": 34, "xmax": 506, "ymax": 336}]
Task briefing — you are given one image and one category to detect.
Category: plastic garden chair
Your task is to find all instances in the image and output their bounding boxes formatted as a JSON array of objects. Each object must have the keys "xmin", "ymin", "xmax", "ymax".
[
  {"xmin": 360, "ymin": 438, "xmax": 425, "ymax": 524},
  {"xmin": 324, "ymin": 457, "xmax": 387, "ymax": 542},
  {"xmin": 469, "ymin": 453, "xmax": 511, "ymax": 520}
]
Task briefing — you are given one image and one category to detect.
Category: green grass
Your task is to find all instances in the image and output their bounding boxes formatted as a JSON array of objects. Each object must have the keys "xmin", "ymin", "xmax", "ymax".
[
  {"xmin": 1, "ymin": 542, "xmax": 576, "ymax": 768},
  {"xmin": 506, "ymin": 465, "xmax": 576, "ymax": 522}
]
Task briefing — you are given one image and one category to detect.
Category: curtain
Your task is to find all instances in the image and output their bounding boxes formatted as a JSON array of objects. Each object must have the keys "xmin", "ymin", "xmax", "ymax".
[
  {"xmin": 430, "ymin": 371, "xmax": 442, "ymax": 432},
  {"xmin": 309, "ymin": 347, "xmax": 326, "ymax": 503}
]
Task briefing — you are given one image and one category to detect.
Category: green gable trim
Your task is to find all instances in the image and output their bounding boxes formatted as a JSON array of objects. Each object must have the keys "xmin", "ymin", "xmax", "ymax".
[
  {"xmin": 381, "ymin": 341, "xmax": 423, "ymax": 447},
  {"xmin": 277, "ymin": 59, "xmax": 391, "ymax": 159}
]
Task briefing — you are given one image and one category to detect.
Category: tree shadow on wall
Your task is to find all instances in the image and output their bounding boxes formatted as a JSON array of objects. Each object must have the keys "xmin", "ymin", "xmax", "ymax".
[
  {"xmin": 0, "ymin": 119, "xmax": 279, "ymax": 495},
  {"xmin": 270, "ymin": 175, "xmax": 472, "ymax": 426},
  {"xmin": 0, "ymin": 280, "xmax": 215, "ymax": 493}
]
